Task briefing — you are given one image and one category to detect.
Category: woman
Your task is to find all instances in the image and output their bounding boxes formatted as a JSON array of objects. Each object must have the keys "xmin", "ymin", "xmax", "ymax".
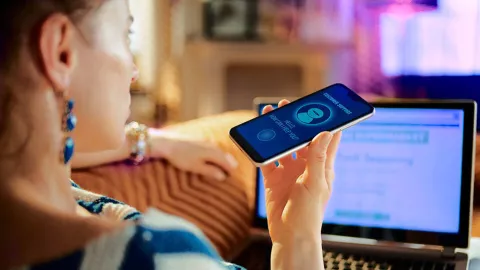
[{"xmin": 0, "ymin": 1, "xmax": 341, "ymax": 269}]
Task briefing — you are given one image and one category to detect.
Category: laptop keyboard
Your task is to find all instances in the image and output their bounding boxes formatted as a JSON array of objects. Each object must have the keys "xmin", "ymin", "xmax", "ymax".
[{"xmin": 323, "ymin": 250, "xmax": 456, "ymax": 270}]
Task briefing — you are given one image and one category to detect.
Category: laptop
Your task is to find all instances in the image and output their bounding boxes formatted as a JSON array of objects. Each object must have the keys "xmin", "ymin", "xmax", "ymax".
[{"xmin": 253, "ymin": 98, "xmax": 477, "ymax": 270}]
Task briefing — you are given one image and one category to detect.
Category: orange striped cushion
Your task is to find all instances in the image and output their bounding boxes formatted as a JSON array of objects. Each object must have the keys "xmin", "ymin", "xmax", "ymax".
[{"xmin": 71, "ymin": 110, "xmax": 257, "ymax": 259}]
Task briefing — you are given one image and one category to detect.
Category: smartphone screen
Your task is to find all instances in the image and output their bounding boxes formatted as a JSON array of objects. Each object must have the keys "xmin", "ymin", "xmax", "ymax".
[{"xmin": 230, "ymin": 83, "xmax": 374, "ymax": 164}]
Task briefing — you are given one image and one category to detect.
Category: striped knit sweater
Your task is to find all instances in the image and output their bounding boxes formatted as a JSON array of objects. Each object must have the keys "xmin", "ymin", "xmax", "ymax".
[{"xmin": 20, "ymin": 181, "xmax": 245, "ymax": 270}]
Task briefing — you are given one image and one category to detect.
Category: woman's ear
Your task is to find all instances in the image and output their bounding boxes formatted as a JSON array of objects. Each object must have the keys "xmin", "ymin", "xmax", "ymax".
[{"xmin": 38, "ymin": 13, "xmax": 78, "ymax": 94}]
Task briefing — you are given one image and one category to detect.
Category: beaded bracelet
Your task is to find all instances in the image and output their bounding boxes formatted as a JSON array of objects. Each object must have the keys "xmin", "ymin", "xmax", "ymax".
[{"xmin": 125, "ymin": 121, "xmax": 150, "ymax": 164}]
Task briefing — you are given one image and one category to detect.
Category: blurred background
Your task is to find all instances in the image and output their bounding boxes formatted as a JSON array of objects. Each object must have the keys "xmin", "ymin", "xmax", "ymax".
[{"xmin": 127, "ymin": 0, "xmax": 480, "ymax": 127}]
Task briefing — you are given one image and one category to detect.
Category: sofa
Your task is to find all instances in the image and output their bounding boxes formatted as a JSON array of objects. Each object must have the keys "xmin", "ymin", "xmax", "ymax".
[
  {"xmin": 72, "ymin": 109, "xmax": 480, "ymax": 270},
  {"xmin": 72, "ymin": 111, "xmax": 259, "ymax": 262}
]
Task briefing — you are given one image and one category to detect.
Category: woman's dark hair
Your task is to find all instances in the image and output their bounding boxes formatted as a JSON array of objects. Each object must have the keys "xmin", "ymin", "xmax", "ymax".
[
  {"xmin": 0, "ymin": 1, "xmax": 99, "ymax": 162},
  {"xmin": 0, "ymin": 1, "xmax": 99, "ymax": 73}
]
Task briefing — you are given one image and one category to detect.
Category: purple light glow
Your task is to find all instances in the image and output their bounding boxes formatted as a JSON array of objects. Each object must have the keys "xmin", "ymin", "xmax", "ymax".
[
  {"xmin": 380, "ymin": 0, "xmax": 480, "ymax": 76},
  {"xmin": 365, "ymin": 0, "xmax": 438, "ymax": 8},
  {"xmin": 365, "ymin": 0, "xmax": 438, "ymax": 17}
]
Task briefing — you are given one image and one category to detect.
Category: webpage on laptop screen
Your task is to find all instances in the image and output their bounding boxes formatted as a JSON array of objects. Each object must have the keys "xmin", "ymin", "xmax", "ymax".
[{"xmin": 257, "ymin": 108, "xmax": 464, "ymax": 234}]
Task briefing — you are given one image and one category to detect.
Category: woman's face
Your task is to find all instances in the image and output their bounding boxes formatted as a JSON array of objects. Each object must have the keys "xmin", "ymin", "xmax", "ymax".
[{"xmin": 69, "ymin": 0, "xmax": 137, "ymax": 152}]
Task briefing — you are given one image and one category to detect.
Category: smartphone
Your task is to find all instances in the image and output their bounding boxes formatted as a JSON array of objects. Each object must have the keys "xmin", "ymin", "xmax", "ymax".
[{"xmin": 229, "ymin": 83, "xmax": 375, "ymax": 166}]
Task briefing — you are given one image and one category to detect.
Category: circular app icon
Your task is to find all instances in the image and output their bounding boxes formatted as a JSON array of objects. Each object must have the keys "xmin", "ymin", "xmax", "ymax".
[
  {"xmin": 257, "ymin": 129, "xmax": 276, "ymax": 141},
  {"xmin": 296, "ymin": 103, "xmax": 332, "ymax": 125}
]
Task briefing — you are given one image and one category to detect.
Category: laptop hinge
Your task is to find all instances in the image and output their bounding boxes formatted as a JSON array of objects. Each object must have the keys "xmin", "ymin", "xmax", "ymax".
[{"xmin": 441, "ymin": 247, "xmax": 456, "ymax": 259}]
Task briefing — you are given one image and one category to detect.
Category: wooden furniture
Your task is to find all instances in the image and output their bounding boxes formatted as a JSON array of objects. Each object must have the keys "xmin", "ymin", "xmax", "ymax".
[{"xmin": 473, "ymin": 208, "xmax": 480, "ymax": 237}]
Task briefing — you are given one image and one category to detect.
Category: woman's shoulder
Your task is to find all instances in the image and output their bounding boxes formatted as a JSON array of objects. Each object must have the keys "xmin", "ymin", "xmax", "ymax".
[
  {"xmin": 70, "ymin": 179, "xmax": 142, "ymax": 221},
  {"xmin": 27, "ymin": 209, "xmax": 245, "ymax": 270}
]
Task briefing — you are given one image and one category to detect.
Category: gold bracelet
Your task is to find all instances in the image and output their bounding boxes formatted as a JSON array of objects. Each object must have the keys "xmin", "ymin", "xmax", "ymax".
[{"xmin": 125, "ymin": 121, "xmax": 150, "ymax": 164}]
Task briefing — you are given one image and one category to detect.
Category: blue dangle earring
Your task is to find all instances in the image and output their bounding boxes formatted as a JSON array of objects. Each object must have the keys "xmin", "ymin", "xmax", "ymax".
[{"xmin": 61, "ymin": 98, "xmax": 77, "ymax": 164}]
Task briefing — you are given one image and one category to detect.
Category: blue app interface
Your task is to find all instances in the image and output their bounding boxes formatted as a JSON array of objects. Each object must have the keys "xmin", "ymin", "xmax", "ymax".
[{"xmin": 237, "ymin": 84, "xmax": 372, "ymax": 160}]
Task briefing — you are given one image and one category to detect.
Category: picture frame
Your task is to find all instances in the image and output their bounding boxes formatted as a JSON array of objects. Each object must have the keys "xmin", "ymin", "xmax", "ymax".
[{"xmin": 203, "ymin": 0, "xmax": 259, "ymax": 41}]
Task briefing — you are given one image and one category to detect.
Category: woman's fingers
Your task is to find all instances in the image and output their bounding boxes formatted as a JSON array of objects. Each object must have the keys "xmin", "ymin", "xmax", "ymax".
[
  {"xmin": 296, "ymin": 146, "xmax": 309, "ymax": 160},
  {"xmin": 277, "ymin": 99, "xmax": 290, "ymax": 107},
  {"xmin": 204, "ymin": 147, "xmax": 238, "ymax": 175},
  {"xmin": 296, "ymin": 132, "xmax": 340, "ymax": 162},
  {"xmin": 325, "ymin": 132, "xmax": 342, "ymax": 185},
  {"xmin": 198, "ymin": 163, "xmax": 228, "ymax": 181},
  {"xmin": 303, "ymin": 132, "xmax": 333, "ymax": 193},
  {"xmin": 262, "ymin": 105, "xmax": 274, "ymax": 115}
]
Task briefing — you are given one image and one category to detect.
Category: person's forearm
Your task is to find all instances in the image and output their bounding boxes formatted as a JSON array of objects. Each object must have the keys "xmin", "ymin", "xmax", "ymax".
[
  {"xmin": 271, "ymin": 234, "xmax": 324, "ymax": 270},
  {"xmin": 70, "ymin": 143, "xmax": 131, "ymax": 169},
  {"xmin": 70, "ymin": 128, "xmax": 173, "ymax": 169}
]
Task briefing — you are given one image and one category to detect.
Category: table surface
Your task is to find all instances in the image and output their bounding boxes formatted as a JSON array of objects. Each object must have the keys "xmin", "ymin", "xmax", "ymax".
[{"xmin": 469, "ymin": 239, "xmax": 479, "ymax": 270}]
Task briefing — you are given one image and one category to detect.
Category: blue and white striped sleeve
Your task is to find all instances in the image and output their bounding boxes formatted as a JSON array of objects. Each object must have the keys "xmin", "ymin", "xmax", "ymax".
[{"xmin": 81, "ymin": 208, "xmax": 246, "ymax": 270}]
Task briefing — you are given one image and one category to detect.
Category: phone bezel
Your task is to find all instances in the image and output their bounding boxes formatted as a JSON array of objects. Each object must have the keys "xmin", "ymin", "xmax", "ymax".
[{"xmin": 229, "ymin": 83, "xmax": 375, "ymax": 166}]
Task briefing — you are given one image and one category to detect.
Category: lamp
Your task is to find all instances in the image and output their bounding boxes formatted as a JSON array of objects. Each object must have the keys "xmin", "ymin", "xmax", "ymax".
[{"xmin": 365, "ymin": 0, "xmax": 438, "ymax": 15}]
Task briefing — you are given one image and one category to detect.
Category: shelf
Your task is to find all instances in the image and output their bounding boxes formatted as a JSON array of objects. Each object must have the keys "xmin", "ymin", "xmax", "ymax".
[
  {"xmin": 179, "ymin": 39, "xmax": 354, "ymax": 120},
  {"xmin": 185, "ymin": 39, "xmax": 355, "ymax": 55}
]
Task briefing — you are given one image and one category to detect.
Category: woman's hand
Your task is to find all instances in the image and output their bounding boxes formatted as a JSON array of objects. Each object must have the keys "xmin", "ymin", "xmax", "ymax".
[
  {"xmin": 148, "ymin": 129, "xmax": 238, "ymax": 181},
  {"xmin": 261, "ymin": 100, "xmax": 341, "ymax": 269}
]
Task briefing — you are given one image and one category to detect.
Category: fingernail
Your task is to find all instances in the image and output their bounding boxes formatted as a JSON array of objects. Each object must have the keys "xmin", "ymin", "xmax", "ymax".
[
  {"xmin": 316, "ymin": 132, "xmax": 332, "ymax": 144},
  {"xmin": 215, "ymin": 171, "xmax": 227, "ymax": 181},
  {"xmin": 226, "ymin": 153, "xmax": 238, "ymax": 168},
  {"xmin": 324, "ymin": 132, "xmax": 333, "ymax": 140}
]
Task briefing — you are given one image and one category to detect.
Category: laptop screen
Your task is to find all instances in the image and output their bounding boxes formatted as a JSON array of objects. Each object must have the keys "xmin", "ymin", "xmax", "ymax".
[{"xmin": 256, "ymin": 106, "xmax": 465, "ymax": 234}]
